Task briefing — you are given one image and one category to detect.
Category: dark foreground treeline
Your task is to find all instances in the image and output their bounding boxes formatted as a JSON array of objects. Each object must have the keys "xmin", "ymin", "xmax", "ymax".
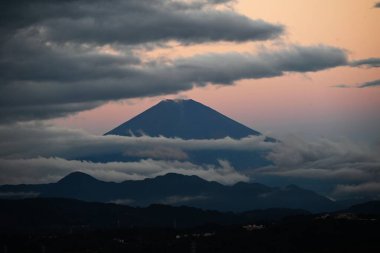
[
  {"xmin": 2, "ymin": 217, "xmax": 380, "ymax": 253},
  {"xmin": 0, "ymin": 198, "xmax": 310, "ymax": 232},
  {"xmin": 1, "ymin": 198, "xmax": 380, "ymax": 253}
]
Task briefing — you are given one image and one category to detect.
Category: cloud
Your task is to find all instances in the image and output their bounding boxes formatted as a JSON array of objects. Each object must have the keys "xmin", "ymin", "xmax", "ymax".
[
  {"xmin": 0, "ymin": 192, "xmax": 40, "ymax": 199},
  {"xmin": 124, "ymin": 147, "xmax": 189, "ymax": 160},
  {"xmin": 1, "ymin": 0, "xmax": 283, "ymax": 45},
  {"xmin": 155, "ymin": 0, "xmax": 237, "ymax": 10},
  {"xmin": 266, "ymin": 136, "xmax": 377, "ymax": 169},
  {"xmin": 0, "ymin": 123, "xmax": 379, "ymax": 199},
  {"xmin": 258, "ymin": 167, "xmax": 373, "ymax": 181},
  {"xmin": 252, "ymin": 136, "xmax": 380, "ymax": 193},
  {"xmin": 0, "ymin": 0, "xmax": 355, "ymax": 122},
  {"xmin": 350, "ymin": 58, "xmax": 380, "ymax": 68},
  {"xmin": 109, "ymin": 198, "xmax": 135, "ymax": 205},
  {"xmin": 0, "ymin": 123, "xmax": 272, "ymax": 160},
  {"xmin": 331, "ymin": 84, "xmax": 353, "ymax": 88},
  {"xmin": 0, "ymin": 122, "xmax": 262, "ymax": 185},
  {"xmin": 0, "ymin": 0, "xmax": 376, "ymax": 123},
  {"xmin": 0, "ymin": 157, "xmax": 249, "ymax": 185},
  {"xmin": 333, "ymin": 182, "xmax": 380, "ymax": 198},
  {"xmin": 358, "ymin": 79, "xmax": 380, "ymax": 88},
  {"xmin": 331, "ymin": 79, "xmax": 380, "ymax": 89},
  {"xmin": 0, "ymin": 102, "xmax": 104, "ymax": 123},
  {"xmin": 333, "ymin": 58, "xmax": 380, "ymax": 88},
  {"xmin": 160, "ymin": 194, "xmax": 209, "ymax": 205},
  {"xmin": 0, "ymin": 44, "xmax": 348, "ymax": 122}
]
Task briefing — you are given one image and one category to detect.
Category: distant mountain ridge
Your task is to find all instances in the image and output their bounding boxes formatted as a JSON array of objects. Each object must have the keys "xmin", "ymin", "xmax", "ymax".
[
  {"xmin": 0, "ymin": 172, "xmax": 334, "ymax": 213},
  {"xmin": 105, "ymin": 99, "xmax": 261, "ymax": 139}
]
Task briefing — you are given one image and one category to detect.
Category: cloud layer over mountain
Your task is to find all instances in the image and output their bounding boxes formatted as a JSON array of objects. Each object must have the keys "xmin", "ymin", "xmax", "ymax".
[{"xmin": 0, "ymin": 123, "xmax": 379, "ymax": 198}]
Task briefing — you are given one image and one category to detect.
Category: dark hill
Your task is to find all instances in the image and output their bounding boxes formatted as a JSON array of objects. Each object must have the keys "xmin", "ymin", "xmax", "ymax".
[
  {"xmin": 57, "ymin": 171, "xmax": 101, "ymax": 185},
  {"xmin": 2, "ymin": 199, "xmax": 379, "ymax": 253},
  {"xmin": 0, "ymin": 198, "xmax": 311, "ymax": 233},
  {"xmin": 0, "ymin": 172, "xmax": 334, "ymax": 213},
  {"xmin": 344, "ymin": 201, "xmax": 380, "ymax": 215}
]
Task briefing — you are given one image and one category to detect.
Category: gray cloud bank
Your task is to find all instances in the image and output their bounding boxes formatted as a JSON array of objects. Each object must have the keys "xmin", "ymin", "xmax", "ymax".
[
  {"xmin": 0, "ymin": 123, "xmax": 379, "ymax": 198},
  {"xmin": 252, "ymin": 136, "xmax": 380, "ymax": 198},
  {"xmin": 0, "ymin": 43, "xmax": 349, "ymax": 122},
  {"xmin": 0, "ymin": 157, "xmax": 248, "ymax": 185},
  {"xmin": 0, "ymin": 0, "xmax": 377, "ymax": 122},
  {"xmin": 334, "ymin": 182, "xmax": 380, "ymax": 198},
  {"xmin": 350, "ymin": 58, "xmax": 380, "ymax": 68},
  {"xmin": 1, "ymin": 0, "xmax": 282, "ymax": 45},
  {"xmin": 0, "ymin": 123, "xmax": 267, "ymax": 185},
  {"xmin": 1, "ymin": 0, "xmax": 284, "ymax": 122},
  {"xmin": 0, "ymin": 0, "xmax": 360, "ymax": 122},
  {"xmin": 358, "ymin": 79, "xmax": 380, "ymax": 88},
  {"xmin": 0, "ymin": 123, "xmax": 272, "ymax": 160}
]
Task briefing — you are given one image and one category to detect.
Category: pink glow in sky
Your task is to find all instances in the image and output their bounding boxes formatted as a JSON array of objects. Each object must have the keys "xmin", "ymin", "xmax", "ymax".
[{"xmin": 53, "ymin": 0, "xmax": 380, "ymax": 141}]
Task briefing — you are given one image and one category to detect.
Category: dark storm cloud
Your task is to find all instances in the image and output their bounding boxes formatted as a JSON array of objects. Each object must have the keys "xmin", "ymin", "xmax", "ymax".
[
  {"xmin": 0, "ymin": 0, "xmax": 356, "ymax": 122},
  {"xmin": 0, "ymin": 102, "xmax": 104, "ymax": 122},
  {"xmin": 0, "ymin": 44, "xmax": 348, "ymax": 122},
  {"xmin": 350, "ymin": 58, "xmax": 380, "ymax": 68},
  {"xmin": 1, "ymin": 0, "xmax": 283, "ymax": 45}
]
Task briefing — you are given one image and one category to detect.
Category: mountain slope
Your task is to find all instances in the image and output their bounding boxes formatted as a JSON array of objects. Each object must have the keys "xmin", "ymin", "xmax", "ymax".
[
  {"xmin": 105, "ymin": 99, "xmax": 261, "ymax": 139},
  {"xmin": 344, "ymin": 201, "xmax": 380, "ymax": 215},
  {"xmin": 0, "ymin": 172, "xmax": 334, "ymax": 212},
  {"xmin": 96, "ymin": 99, "xmax": 273, "ymax": 169}
]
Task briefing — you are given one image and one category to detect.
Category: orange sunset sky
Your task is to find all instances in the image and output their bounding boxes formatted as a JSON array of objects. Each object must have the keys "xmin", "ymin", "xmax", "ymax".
[{"xmin": 53, "ymin": 0, "xmax": 380, "ymax": 141}]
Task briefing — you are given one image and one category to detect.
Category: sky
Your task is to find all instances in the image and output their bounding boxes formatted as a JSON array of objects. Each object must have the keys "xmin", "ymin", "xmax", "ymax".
[
  {"xmin": 0, "ymin": 0, "xmax": 380, "ymax": 199},
  {"xmin": 49, "ymin": 0, "xmax": 380, "ymax": 141}
]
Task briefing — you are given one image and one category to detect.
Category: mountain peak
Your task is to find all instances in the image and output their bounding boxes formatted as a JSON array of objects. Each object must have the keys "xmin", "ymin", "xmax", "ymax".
[
  {"xmin": 0, "ymin": 172, "xmax": 334, "ymax": 212},
  {"xmin": 152, "ymin": 173, "xmax": 208, "ymax": 183},
  {"xmin": 105, "ymin": 99, "xmax": 261, "ymax": 139},
  {"xmin": 160, "ymin": 98, "xmax": 195, "ymax": 104},
  {"xmin": 57, "ymin": 171, "xmax": 100, "ymax": 184}
]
